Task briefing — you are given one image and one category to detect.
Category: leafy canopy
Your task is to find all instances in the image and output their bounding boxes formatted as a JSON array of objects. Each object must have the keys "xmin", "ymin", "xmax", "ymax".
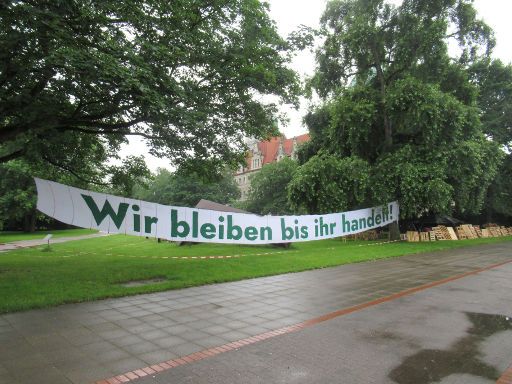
[
  {"xmin": 469, "ymin": 59, "xmax": 512, "ymax": 150},
  {"xmin": 294, "ymin": 0, "xmax": 503, "ymax": 219},
  {"xmin": 134, "ymin": 168, "xmax": 240, "ymax": 207},
  {"xmin": 288, "ymin": 154, "xmax": 369, "ymax": 214},
  {"xmin": 0, "ymin": 0, "xmax": 300, "ymax": 175},
  {"xmin": 0, "ymin": 155, "xmax": 150, "ymax": 231},
  {"xmin": 243, "ymin": 157, "xmax": 298, "ymax": 215}
]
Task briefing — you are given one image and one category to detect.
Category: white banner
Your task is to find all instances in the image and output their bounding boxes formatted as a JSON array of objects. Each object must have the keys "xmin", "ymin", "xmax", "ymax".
[{"xmin": 35, "ymin": 178, "xmax": 399, "ymax": 245}]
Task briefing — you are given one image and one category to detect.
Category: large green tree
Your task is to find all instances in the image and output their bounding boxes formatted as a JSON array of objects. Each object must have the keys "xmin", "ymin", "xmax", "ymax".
[
  {"xmin": 288, "ymin": 154, "xmax": 369, "ymax": 214},
  {"xmin": 469, "ymin": 59, "xmax": 512, "ymax": 150},
  {"xmin": 135, "ymin": 168, "xmax": 240, "ymax": 207},
  {"xmin": 468, "ymin": 59, "xmax": 512, "ymax": 222},
  {"xmin": 0, "ymin": 154, "xmax": 150, "ymax": 231},
  {"xmin": 0, "ymin": 0, "xmax": 300, "ymax": 175},
  {"xmin": 294, "ymin": 0, "xmax": 502, "ymax": 219},
  {"xmin": 243, "ymin": 157, "xmax": 298, "ymax": 215},
  {"xmin": 483, "ymin": 155, "xmax": 512, "ymax": 223}
]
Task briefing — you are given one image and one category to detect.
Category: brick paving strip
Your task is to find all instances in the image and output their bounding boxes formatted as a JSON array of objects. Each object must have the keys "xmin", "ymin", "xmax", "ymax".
[
  {"xmin": 94, "ymin": 257, "xmax": 512, "ymax": 384},
  {"xmin": 498, "ymin": 364, "xmax": 512, "ymax": 384}
]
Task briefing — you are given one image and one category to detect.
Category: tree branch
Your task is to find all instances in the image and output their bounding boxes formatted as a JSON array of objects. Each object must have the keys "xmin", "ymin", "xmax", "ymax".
[
  {"xmin": 42, "ymin": 155, "xmax": 109, "ymax": 186},
  {"xmin": 0, "ymin": 148, "xmax": 25, "ymax": 163},
  {"xmin": 69, "ymin": 116, "xmax": 146, "ymax": 130},
  {"xmin": 62, "ymin": 126, "xmax": 165, "ymax": 141},
  {"xmin": 0, "ymin": 124, "xmax": 33, "ymax": 144}
]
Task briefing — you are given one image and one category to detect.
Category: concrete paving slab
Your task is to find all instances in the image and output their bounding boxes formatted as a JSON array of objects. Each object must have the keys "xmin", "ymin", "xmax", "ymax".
[
  {"xmin": 133, "ymin": 263, "xmax": 512, "ymax": 384},
  {"xmin": 0, "ymin": 242, "xmax": 511, "ymax": 383}
]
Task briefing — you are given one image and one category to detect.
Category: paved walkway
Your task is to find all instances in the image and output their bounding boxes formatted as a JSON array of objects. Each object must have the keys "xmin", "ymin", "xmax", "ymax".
[
  {"xmin": 0, "ymin": 233, "xmax": 109, "ymax": 252},
  {"xmin": 0, "ymin": 242, "xmax": 511, "ymax": 384}
]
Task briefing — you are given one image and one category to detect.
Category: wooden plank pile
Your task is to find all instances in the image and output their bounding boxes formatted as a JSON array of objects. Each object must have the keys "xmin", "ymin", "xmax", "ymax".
[
  {"xmin": 406, "ymin": 231, "xmax": 420, "ymax": 242},
  {"xmin": 455, "ymin": 224, "xmax": 479, "ymax": 240},
  {"xmin": 488, "ymin": 227, "xmax": 503, "ymax": 237},
  {"xmin": 400, "ymin": 223, "xmax": 511, "ymax": 242},
  {"xmin": 501, "ymin": 226, "xmax": 512, "ymax": 236},
  {"xmin": 455, "ymin": 227, "xmax": 468, "ymax": 240},
  {"xmin": 405, "ymin": 231, "xmax": 430, "ymax": 242},
  {"xmin": 432, "ymin": 226, "xmax": 458, "ymax": 241},
  {"xmin": 347, "ymin": 230, "xmax": 379, "ymax": 241},
  {"xmin": 484, "ymin": 223, "xmax": 504, "ymax": 237},
  {"xmin": 447, "ymin": 227, "xmax": 458, "ymax": 240},
  {"xmin": 432, "ymin": 226, "xmax": 447, "ymax": 240}
]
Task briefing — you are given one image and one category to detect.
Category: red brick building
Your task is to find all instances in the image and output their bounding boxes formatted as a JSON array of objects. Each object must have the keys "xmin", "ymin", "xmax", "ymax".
[{"xmin": 235, "ymin": 133, "xmax": 310, "ymax": 200}]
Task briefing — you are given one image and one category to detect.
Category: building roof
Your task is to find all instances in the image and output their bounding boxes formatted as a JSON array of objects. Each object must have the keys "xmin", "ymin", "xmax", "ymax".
[
  {"xmin": 253, "ymin": 133, "xmax": 310, "ymax": 166},
  {"xmin": 195, "ymin": 199, "xmax": 250, "ymax": 214}
]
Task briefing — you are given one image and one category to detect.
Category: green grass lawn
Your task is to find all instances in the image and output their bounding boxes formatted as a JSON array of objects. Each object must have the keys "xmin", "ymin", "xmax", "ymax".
[
  {"xmin": 0, "ymin": 233, "xmax": 511, "ymax": 313},
  {"xmin": 0, "ymin": 229, "xmax": 97, "ymax": 243}
]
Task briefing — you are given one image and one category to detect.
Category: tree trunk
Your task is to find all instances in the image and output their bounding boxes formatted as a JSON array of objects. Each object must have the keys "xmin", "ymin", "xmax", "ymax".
[
  {"xmin": 388, "ymin": 221, "xmax": 400, "ymax": 241},
  {"xmin": 485, "ymin": 185, "xmax": 494, "ymax": 224},
  {"xmin": 23, "ymin": 211, "xmax": 36, "ymax": 233},
  {"xmin": 383, "ymin": 114, "xmax": 392, "ymax": 149},
  {"xmin": 371, "ymin": 45, "xmax": 392, "ymax": 149},
  {"xmin": 0, "ymin": 148, "xmax": 25, "ymax": 163}
]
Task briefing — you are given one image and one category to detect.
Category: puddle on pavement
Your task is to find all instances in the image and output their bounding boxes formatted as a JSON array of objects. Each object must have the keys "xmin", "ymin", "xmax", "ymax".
[
  {"xmin": 389, "ymin": 312, "xmax": 512, "ymax": 384},
  {"xmin": 120, "ymin": 277, "xmax": 167, "ymax": 287}
]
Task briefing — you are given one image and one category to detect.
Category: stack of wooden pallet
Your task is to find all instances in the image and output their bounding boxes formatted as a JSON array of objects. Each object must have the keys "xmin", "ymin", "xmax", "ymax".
[
  {"xmin": 406, "ymin": 231, "xmax": 420, "ymax": 242},
  {"xmin": 481, "ymin": 225, "xmax": 512, "ymax": 237},
  {"xmin": 455, "ymin": 224, "xmax": 479, "ymax": 240},
  {"xmin": 447, "ymin": 227, "xmax": 458, "ymax": 240},
  {"xmin": 432, "ymin": 226, "xmax": 446, "ymax": 240},
  {"xmin": 400, "ymin": 224, "xmax": 510, "ymax": 242},
  {"xmin": 432, "ymin": 226, "xmax": 458, "ymax": 240},
  {"xmin": 488, "ymin": 227, "xmax": 502, "ymax": 237},
  {"xmin": 455, "ymin": 227, "xmax": 468, "ymax": 240},
  {"xmin": 347, "ymin": 230, "xmax": 379, "ymax": 241},
  {"xmin": 500, "ymin": 226, "xmax": 511, "ymax": 236},
  {"xmin": 404, "ymin": 231, "xmax": 432, "ymax": 242},
  {"xmin": 419, "ymin": 232, "xmax": 430, "ymax": 242}
]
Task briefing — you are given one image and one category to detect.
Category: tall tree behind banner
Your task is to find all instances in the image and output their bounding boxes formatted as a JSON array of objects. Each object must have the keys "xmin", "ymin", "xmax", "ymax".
[
  {"xmin": 468, "ymin": 59, "xmax": 512, "ymax": 224},
  {"xmin": 291, "ymin": 0, "xmax": 504, "ymax": 221},
  {"xmin": 0, "ymin": 156, "xmax": 150, "ymax": 231}
]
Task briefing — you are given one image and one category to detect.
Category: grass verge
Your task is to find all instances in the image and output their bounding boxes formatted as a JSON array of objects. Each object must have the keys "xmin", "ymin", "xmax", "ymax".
[{"xmin": 0, "ymin": 233, "xmax": 510, "ymax": 313}]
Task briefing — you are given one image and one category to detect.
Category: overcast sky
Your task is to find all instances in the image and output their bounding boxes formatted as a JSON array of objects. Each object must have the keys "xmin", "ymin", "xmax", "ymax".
[{"xmin": 121, "ymin": 0, "xmax": 512, "ymax": 171}]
